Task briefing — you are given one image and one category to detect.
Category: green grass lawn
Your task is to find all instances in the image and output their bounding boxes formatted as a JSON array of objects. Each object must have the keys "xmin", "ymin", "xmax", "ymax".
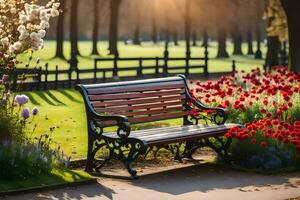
[
  {"xmin": 0, "ymin": 168, "xmax": 93, "ymax": 193},
  {"xmin": 19, "ymin": 40, "xmax": 267, "ymax": 160}
]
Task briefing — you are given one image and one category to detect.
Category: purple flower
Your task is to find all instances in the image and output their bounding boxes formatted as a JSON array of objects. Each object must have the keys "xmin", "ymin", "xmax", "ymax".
[
  {"xmin": 1, "ymin": 74, "xmax": 8, "ymax": 83},
  {"xmin": 14, "ymin": 94, "xmax": 29, "ymax": 105},
  {"xmin": 32, "ymin": 107, "xmax": 38, "ymax": 115},
  {"xmin": 22, "ymin": 107, "xmax": 30, "ymax": 119},
  {"xmin": 7, "ymin": 92, "xmax": 11, "ymax": 99}
]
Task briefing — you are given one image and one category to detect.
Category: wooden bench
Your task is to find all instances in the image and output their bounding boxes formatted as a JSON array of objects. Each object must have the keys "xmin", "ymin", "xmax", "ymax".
[{"xmin": 76, "ymin": 75, "xmax": 240, "ymax": 178}]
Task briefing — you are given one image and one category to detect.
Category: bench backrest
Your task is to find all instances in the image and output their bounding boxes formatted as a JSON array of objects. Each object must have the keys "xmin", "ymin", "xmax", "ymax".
[{"xmin": 77, "ymin": 76, "xmax": 192, "ymax": 127}]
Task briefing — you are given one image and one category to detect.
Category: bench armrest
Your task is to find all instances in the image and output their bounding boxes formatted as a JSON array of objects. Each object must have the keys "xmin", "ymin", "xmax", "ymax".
[
  {"xmin": 76, "ymin": 85, "xmax": 131, "ymax": 139},
  {"xmin": 91, "ymin": 110, "xmax": 132, "ymax": 139},
  {"xmin": 189, "ymin": 98, "xmax": 228, "ymax": 125}
]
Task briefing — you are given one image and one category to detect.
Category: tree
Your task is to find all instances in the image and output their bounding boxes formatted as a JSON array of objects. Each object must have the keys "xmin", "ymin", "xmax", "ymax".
[
  {"xmin": 185, "ymin": 0, "xmax": 191, "ymax": 58},
  {"xmin": 108, "ymin": 0, "xmax": 121, "ymax": 55},
  {"xmin": 264, "ymin": 0, "xmax": 280, "ymax": 67},
  {"xmin": 151, "ymin": 0, "xmax": 158, "ymax": 44},
  {"xmin": 231, "ymin": 0, "xmax": 243, "ymax": 55},
  {"xmin": 217, "ymin": 29, "xmax": 229, "ymax": 58},
  {"xmin": 55, "ymin": 0, "xmax": 66, "ymax": 59},
  {"xmin": 70, "ymin": 0, "xmax": 80, "ymax": 57},
  {"xmin": 279, "ymin": 0, "xmax": 300, "ymax": 73},
  {"xmin": 91, "ymin": 0, "xmax": 100, "ymax": 55},
  {"xmin": 133, "ymin": 1, "xmax": 142, "ymax": 45},
  {"xmin": 202, "ymin": 29, "xmax": 208, "ymax": 47},
  {"xmin": 232, "ymin": 24, "xmax": 243, "ymax": 55},
  {"xmin": 247, "ymin": 30, "xmax": 254, "ymax": 55}
]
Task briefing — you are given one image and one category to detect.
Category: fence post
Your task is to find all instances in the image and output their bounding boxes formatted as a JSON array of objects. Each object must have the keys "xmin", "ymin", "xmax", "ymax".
[
  {"xmin": 94, "ymin": 59, "xmax": 97, "ymax": 83},
  {"xmin": 185, "ymin": 56, "xmax": 190, "ymax": 76},
  {"xmin": 68, "ymin": 69, "xmax": 72, "ymax": 88},
  {"xmin": 155, "ymin": 57, "xmax": 159, "ymax": 77},
  {"xmin": 37, "ymin": 67, "xmax": 42, "ymax": 91},
  {"xmin": 232, "ymin": 59, "xmax": 236, "ymax": 73},
  {"xmin": 204, "ymin": 45, "xmax": 209, "ymax": 77},
  {"xmin": 113, "ymin": 53, "xmax": 119, "ymax": 79},
  {"xmin": 44, "ymin": 63, "xmax": 48, "ymax": 90},
  {"xmin": 137, "ymin": 58, "xmax": 143, "ymax": 78},
  {"xmin": 163, "ymin": 50, "xmax": 169, "ymax": 77},
  {"xmin": 55, "ymin": 65, "xmax": 58, "ymax": 89},
  {"xmin": 76, "ymin": 68, "xmax": 79, "ymax": 83},
  {"xmin": 103, "ymin": 70, "xmax": 106, "ymax": 83}
]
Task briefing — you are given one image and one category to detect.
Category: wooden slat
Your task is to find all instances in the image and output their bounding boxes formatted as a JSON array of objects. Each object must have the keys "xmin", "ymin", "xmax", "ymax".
[
  {"xmin": 87, "ymin": 82, "xmax": 184, "ymax": 95},
  {"xmin": 146, "ymin": 131, "xmax": 226, "ymax": 146},
  {"xmin": 92, "ymin": 95, "xmax": 185, "ymax": 107},
  {"xmin": 95, "ymin": 101, "xmax": 183, "ymax": 113},
  {"xmin": 88, "ymin": 88, "xmax": 185, "ymax": 101},
  {"xmin": 138, "ymin": 126, "xmax": 232, "ymax": 140},
  {"xmin": 117, "ymin": 106, "xmax": 184, "ymax": 117},
  {"xmin": 101, "ymin": 111, "xmax": 191, "ymax": 126},
  {"xmin": 103, "ymin": 124, "xmax": 236, "ymax": 139}
]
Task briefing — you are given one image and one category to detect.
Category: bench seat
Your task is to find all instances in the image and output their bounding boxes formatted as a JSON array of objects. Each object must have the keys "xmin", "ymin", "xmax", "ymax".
[{"xmin": 103, "ymin": 123, "xmax": 237, "ymax": 146}]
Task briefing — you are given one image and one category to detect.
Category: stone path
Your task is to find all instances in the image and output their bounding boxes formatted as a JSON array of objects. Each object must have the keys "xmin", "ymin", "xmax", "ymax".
[{"xmin": 3, "ymin": 163, "xmax": 300, "ymax": 200}]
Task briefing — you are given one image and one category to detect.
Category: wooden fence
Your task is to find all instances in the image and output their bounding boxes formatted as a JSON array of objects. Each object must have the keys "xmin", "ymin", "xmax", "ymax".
[{"xmin": 11, "ymin": 47, "xmax": 236, "ymax": 91}]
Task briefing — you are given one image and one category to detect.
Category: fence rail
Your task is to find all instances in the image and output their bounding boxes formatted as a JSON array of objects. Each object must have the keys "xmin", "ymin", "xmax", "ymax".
[{"xmin": 11, "ymin": 47, "xmax": 236, "ymax": 91}]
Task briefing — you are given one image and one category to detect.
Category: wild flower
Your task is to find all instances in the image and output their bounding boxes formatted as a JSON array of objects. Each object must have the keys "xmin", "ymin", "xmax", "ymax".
[
  {"xmin": 32, "ymin": 106, "xmax": 38, "ymax": 115},
  {"xmin": 14, "ymin": 94, "xmax": 29, "ymax": 105},
  {"xmin": 22, "ymin": 107, "xmax": 30, "ymax": 119}
]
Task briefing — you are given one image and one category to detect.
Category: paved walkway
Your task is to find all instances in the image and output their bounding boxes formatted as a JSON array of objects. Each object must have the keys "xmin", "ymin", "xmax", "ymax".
[{"xmin": 3, "ymin": 164, "xmax": 300, "ymax": 200}]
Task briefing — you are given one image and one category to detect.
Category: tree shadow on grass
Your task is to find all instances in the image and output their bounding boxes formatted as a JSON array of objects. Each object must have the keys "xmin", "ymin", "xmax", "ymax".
[
  {"xmin": 25, "ymin": 93, "xmax": 41, "ymax": 106},
  {"xmin": 34, "ymin": 92, "xmax": 57, "ymax": 106},
  {"xmin": 44, "ymin": 91, "xmax": 66, "ymax": 106},
  {"xmin": 56, "ymin": 89, "xmax": 82, "ymax": 103}
]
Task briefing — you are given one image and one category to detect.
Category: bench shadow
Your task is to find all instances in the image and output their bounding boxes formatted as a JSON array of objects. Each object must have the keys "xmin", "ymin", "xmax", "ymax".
[{"xmin": 127, "ymin": 163, "xmax": 299, "ymax": 195}]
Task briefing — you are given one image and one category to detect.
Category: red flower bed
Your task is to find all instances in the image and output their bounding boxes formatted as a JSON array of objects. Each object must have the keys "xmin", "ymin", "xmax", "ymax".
[{"xmin": 190, "ymin": 66, "xmax": 300, "ymax": 170}]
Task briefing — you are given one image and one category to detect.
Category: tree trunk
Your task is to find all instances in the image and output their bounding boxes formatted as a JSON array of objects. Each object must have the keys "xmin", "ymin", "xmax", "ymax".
[
  {"xmin": 70, "ymin": 0, "xmax": 80, "ymax": 56},
  {"xmin": 202, "ymin": 30, "xmax": 208, "ymax": 47},
  {"xmin": 217, "ymin": 29, "xmax": 229, "ymax": 58},
  {"xmin": 255, "ymin": 27, "xmax": 262, "ymax": 59},
  {"xmin": 266, "ymin": 36, "xmax": 280, "ymax": 67},
  {"xmin": 192, "ymin": 32, "xmax": 197, "ymax": 46},
  {"xmin": 133, "ymin": 28, "xmax": 141, "ymax": 45},
  {"xmin": 185, "ymin": 0, "xmax": 191, "ymax": 58},
  {"xmin": 151, "ymin": 3, "xmax": 158, "ymax": 44},
  {"xmin": 280, "ymin": 0, "xmax": 300, "ymax": 73},
  {"xmin": 232, "ymin": 25, "xmax": 243, "ymax": 55},
  {"xmin": 133, "ymin": 14, "xmax": 141, "ymax": 45},
  {"xmin": 108, "ymin": 0, "xmax": 121, "ymax": 55},
  {"xmin": 173, "ymin": 31, "xmax": 178, "ymax": 46},
  {"xmin": 55, "ymin": 0, "xmax": 66, "ymax": 59},
  {"xmin": 91, "ymin": 0, "xmax": 100, "ymax": 55},
  {"xmin": 247, "ymin": 30, "xmax": 254, "ymax": 55}
]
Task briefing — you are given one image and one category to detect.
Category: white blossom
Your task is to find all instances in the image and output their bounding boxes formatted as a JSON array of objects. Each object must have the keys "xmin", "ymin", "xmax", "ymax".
[
  {"xmin": 38, "ymin": 30, "xmax": 46, "ymax": 38},
  {"xmin": 13, "ymin": 41, "xmax": 22, "ymax": 50},
  {"xmin": 50, "ymin": 9, "xmax": 59, "ymax": 17},
  {"xmin": 1, "ymin": 37, "xmax": 9, "ymax": 46}
]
